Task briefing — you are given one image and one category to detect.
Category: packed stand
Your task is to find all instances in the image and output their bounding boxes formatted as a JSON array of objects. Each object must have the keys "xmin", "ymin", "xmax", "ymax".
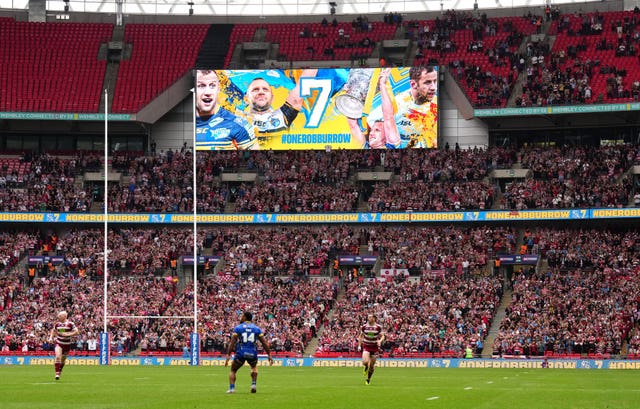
[
  {"xmin": 0, "ymin": 153, "xmax": 98, "ymax": 212},
  {"xmin": 194, "ymin": 148, "xmax": 518, "ymax": 214},
  {"xmin": 527, "ymin": 227, "xmax": 639, "ymax": 272},
  {"xmin": 367, "ymin": 180, "xmax": 493, "ymax": 212},
  {"xmin": 0, "ymin": 226, "xmax": 195, "ymax": 354},
  {"xmin": 197, "ymin": 150, "xmax": 361, "ymax": 213},
  {"xmin": 107, "ymin": 227, "xmax": 195, "ymax": 276},
  {"xmin": 0, "ymin": 272, "xmax": 180, "ymax": 355},
  {"xmin": 0, "ymin": 230, "xmax": 40, "ymax": 272},
  {"xmin": 108, "ymin": 148, "xmax": 194, "ymax": 213},
  {"xmin": 360, "ymin": 225, "xmax": 514, "ymax": 277},
  {"xmin": 318, "ymin": 276, "xmax": 502, "ymax": 357},
  {"xmin": 364, "ymin": 146, "xmax": 517, "ymax": 211},
  {"xmin": 52, "ymin": 227, "xmax": 197, "ymax": 277},
  {"xmin": 502, "ymin": 144, "xmax": 635, "ymax": 209},
  {"xmin": 493, "ymin": 228, "xmax": 640, "ymax": 357},
  {"xmin": 233, "ymin": 150, "xmax": 357, "ymax": 213},
  {"xmin": 143, "ymin": 276, "xmax": 339, "ymax": 356},
  {"xmin": 201, "ymin": 225, "xmax": 358, "ymax": 277}
]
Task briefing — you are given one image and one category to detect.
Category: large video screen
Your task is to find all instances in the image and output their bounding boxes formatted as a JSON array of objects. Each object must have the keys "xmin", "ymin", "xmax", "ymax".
[{"xmin": 195, "ymin": 66, "xmax": 438, "ymax": 150}]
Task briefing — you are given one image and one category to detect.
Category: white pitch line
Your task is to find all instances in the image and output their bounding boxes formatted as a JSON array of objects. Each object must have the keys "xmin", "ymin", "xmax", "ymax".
[
  {"xmin": 426, "ymin": 396, "xmax": 440, "ymax": 401},
  {"xmin": 32, "ymin": 382, "xmax": 79, "ymax": 385},
  {"xmin": 464, "ymin": 386, "xmax": 473, "ymax": 390},
  {"xmin": 486, "ymin": 381, "xmax": 494, "ymax": 384}
]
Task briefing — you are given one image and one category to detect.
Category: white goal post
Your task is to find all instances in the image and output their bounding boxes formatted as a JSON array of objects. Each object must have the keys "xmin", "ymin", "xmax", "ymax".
[{"xmin": 99, "ymin": 89, "xmax": 200, "ymax": 365}]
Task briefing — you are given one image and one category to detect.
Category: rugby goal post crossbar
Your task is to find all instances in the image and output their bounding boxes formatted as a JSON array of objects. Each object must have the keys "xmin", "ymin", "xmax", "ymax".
[{"xmin": 100, "ymin": 314, "xmax": 201, "ymax": 365}]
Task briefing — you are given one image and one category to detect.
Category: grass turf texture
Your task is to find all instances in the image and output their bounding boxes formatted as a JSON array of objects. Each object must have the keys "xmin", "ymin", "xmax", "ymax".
[{"xmin": 1, "ymin": 365, "xmax": 639, "ymax": 409}]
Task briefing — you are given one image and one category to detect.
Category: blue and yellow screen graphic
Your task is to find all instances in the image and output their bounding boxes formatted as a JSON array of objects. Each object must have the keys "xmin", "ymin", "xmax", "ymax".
[{"xmin": 194, "ymin": 67, "xmax": 438, "ymax": 150}]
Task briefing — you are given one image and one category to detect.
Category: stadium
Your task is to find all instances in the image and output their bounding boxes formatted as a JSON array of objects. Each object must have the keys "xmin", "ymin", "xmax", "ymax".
[{"xmin": 1, "ymin": 0, "xmax": 640, "ymax": 407}]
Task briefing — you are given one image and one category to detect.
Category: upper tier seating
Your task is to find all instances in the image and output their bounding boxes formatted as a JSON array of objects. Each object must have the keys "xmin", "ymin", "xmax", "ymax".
[
  {"xmin": 112, "ymin": 24, "xmax": 209, "ymax": 113},
  {"xmin": 0, "ymin": 20, "xmax": 112, "ymax": 112}
]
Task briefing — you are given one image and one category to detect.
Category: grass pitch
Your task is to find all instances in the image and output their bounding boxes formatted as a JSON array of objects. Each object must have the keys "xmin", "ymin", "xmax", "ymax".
[{"xmin": 1, "ymin": 365, "xmax": 639, "ymax": 409}]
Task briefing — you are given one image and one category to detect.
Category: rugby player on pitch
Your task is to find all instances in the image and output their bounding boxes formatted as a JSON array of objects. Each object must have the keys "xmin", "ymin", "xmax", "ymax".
[
  {"xmin": 357, "ymin": 313, "xmax": 385, "ymax": 385},
  {"xmin": 48, "ymin": 310, "xmax": 79, "ymax": 380}
]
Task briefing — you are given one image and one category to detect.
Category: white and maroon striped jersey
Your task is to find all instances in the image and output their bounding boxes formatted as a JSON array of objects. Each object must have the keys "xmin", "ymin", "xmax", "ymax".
[
  {"xmin": 361, "ymin": 323, "xmax": 383, "ymax": 348},
  {"xmin": 53, "ymin": 320, "xmax": 77, "ymax": 346}
]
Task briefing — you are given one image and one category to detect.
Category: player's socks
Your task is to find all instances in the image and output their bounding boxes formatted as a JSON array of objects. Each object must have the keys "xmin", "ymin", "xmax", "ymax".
[
  {"xmin": 227, "ymin": 383, "xmax": 235, "ymax": 394},
  {"xmin": 363, "ymin": 364, "xmax": 368, "ymax": 376},
  {"xmin": 251, "ymin": 381, "xmax": 257, "ymax": 393},
  {"xmin": 55, "ymin": 362, "xmax": 61, "ymax": 379}
]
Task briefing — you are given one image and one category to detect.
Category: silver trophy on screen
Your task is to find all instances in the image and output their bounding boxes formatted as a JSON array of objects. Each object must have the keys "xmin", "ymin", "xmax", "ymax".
[{"xmin": 335, "ymin": 68, "xmax": 374, "ymax": 119}]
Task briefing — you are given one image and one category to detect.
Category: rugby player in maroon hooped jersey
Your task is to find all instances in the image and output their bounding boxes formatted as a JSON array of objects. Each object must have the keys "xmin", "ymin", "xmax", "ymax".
[
  {"xmin": 357, "ymin": 314, "xmax": 385, "ymax": 385},
  {"xmin": 48, "ymin": 311, "xmax": 79, "ymax": 380}
]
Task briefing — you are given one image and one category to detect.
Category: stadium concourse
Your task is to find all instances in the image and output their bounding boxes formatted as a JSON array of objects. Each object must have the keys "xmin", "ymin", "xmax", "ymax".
[{"xmin": 1, "ymin": 2, "xmax": 640, "ymax": 366}]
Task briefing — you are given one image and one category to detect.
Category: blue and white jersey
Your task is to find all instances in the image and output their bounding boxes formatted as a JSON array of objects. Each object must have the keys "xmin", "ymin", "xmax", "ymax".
[
  {"xmin": 233, "ymin": 322, "xmax": 263, "ymax": 359},
  {"xmin": 196, "ymin": 107, "xmax": 258, "ymax": 150}
]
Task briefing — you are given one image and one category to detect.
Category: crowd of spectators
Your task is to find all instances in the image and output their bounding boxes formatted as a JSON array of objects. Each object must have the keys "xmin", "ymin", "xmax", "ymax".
[
  {"xmin": 0, "ymin": 270, "xmax": 181, "ymax": 355},
  {"xmin": 493, "ymin": 228, "xmax": 639, "ymax": 357},
  {"xmin": 367, "ymin": 180, "xmax": 494, "ymax": 212},
  {"xmin": 199, "ymin": 147, "xmax": 520, "ymax": 213},
  {"xmin": 404, "ymin": 10, "xmax": 533, "ymax": 107},
  {"xmin": 229, "ymin": 150, "xmax": 356, "ymax": 213},
  {"xmin": 107, "ymin": 227, "xmax": 194, "ymax": 276},
  {"xmin": 0, "ymin": 153, "xmax": 95, "ymax": 212},
  {"xmin": 361, "ymin": 226, "xmax": 514, "ymax": 277},
  {"xmin": 1, "ymin": 222, "xmax": 639, "ymax": 360},
  {"xmin": 526, "ymin": 227, "xmax": 639, "ymax": 272},
  {"xmin": 494, "ymin": 267, "xmax": 638, "ymax": 357},
  {"xmin": 363, "ymin": 146, "xmax": 519, "ymax": 212},
  {"xmin": 36, "ymin": 227, "xmax": 198, "ymax": 279},
  {"xmin": 518, "ymin": 10, "xmax": 640, "ymax": 106},
  {"xmin": 318, "ymin": 276, "xmax": 502, "ymax": 357},
  {"xmin": 48, "ymin": 228, "xmax": 105, "ymax": 278},
  {"xmin": 108, "ymin": 148, "xmax": 193, "ymax": 213},
  {"xmin": 9, "ymin": 144, "xmax": 639, "ymax": 216},
  {"xmin": 384, "ymin": 145, "xmax": 516, "ymax": 180},
  {"xmin": 197, "ymin": 150, "xmax": 362, "ymax": 213},
  {"xmin": 0, "ymin": 230, "xmax": 39, "ymax": 272},
  {"xmin": 201, "ymin": 225, "xmax": 358, "ymax": 277},
  {"xmin": 45, "ymin": 224, "xmax": 517, "ymax": 281},
  {"xmin": 147, "ymin": 276, "xmax": 338, "ymax": 355},
  {"xmin": 502, "ymin": 145, "xmax": 635, "ymax": 209}
]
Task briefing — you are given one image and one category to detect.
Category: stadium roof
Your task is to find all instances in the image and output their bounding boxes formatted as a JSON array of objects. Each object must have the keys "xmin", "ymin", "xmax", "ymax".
[{"xmin": 1, "ymin": 0, "xmax": 608, "ymax": 17}]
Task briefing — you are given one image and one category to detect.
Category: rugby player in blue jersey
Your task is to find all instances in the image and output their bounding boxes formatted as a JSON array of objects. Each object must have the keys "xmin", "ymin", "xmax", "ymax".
[
  {"xmin": 195, "ymin": 70, "xmax": 259, "ymax": 150},
  {"xmin": 224, "ymin": 311, "xmax": 273, "ymax": 394}
]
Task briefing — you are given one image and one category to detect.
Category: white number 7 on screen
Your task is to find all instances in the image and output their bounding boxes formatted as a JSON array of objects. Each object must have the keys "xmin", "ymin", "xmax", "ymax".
[{"xmin": 299, "ymin": 78, "xmax": 332, "ymax": 128}]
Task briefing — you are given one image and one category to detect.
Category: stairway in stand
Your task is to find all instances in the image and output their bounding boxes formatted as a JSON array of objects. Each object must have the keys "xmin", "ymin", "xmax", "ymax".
[{"xmin": 196, "ymin": 25, "xmax": 234, "ymax": 69}]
